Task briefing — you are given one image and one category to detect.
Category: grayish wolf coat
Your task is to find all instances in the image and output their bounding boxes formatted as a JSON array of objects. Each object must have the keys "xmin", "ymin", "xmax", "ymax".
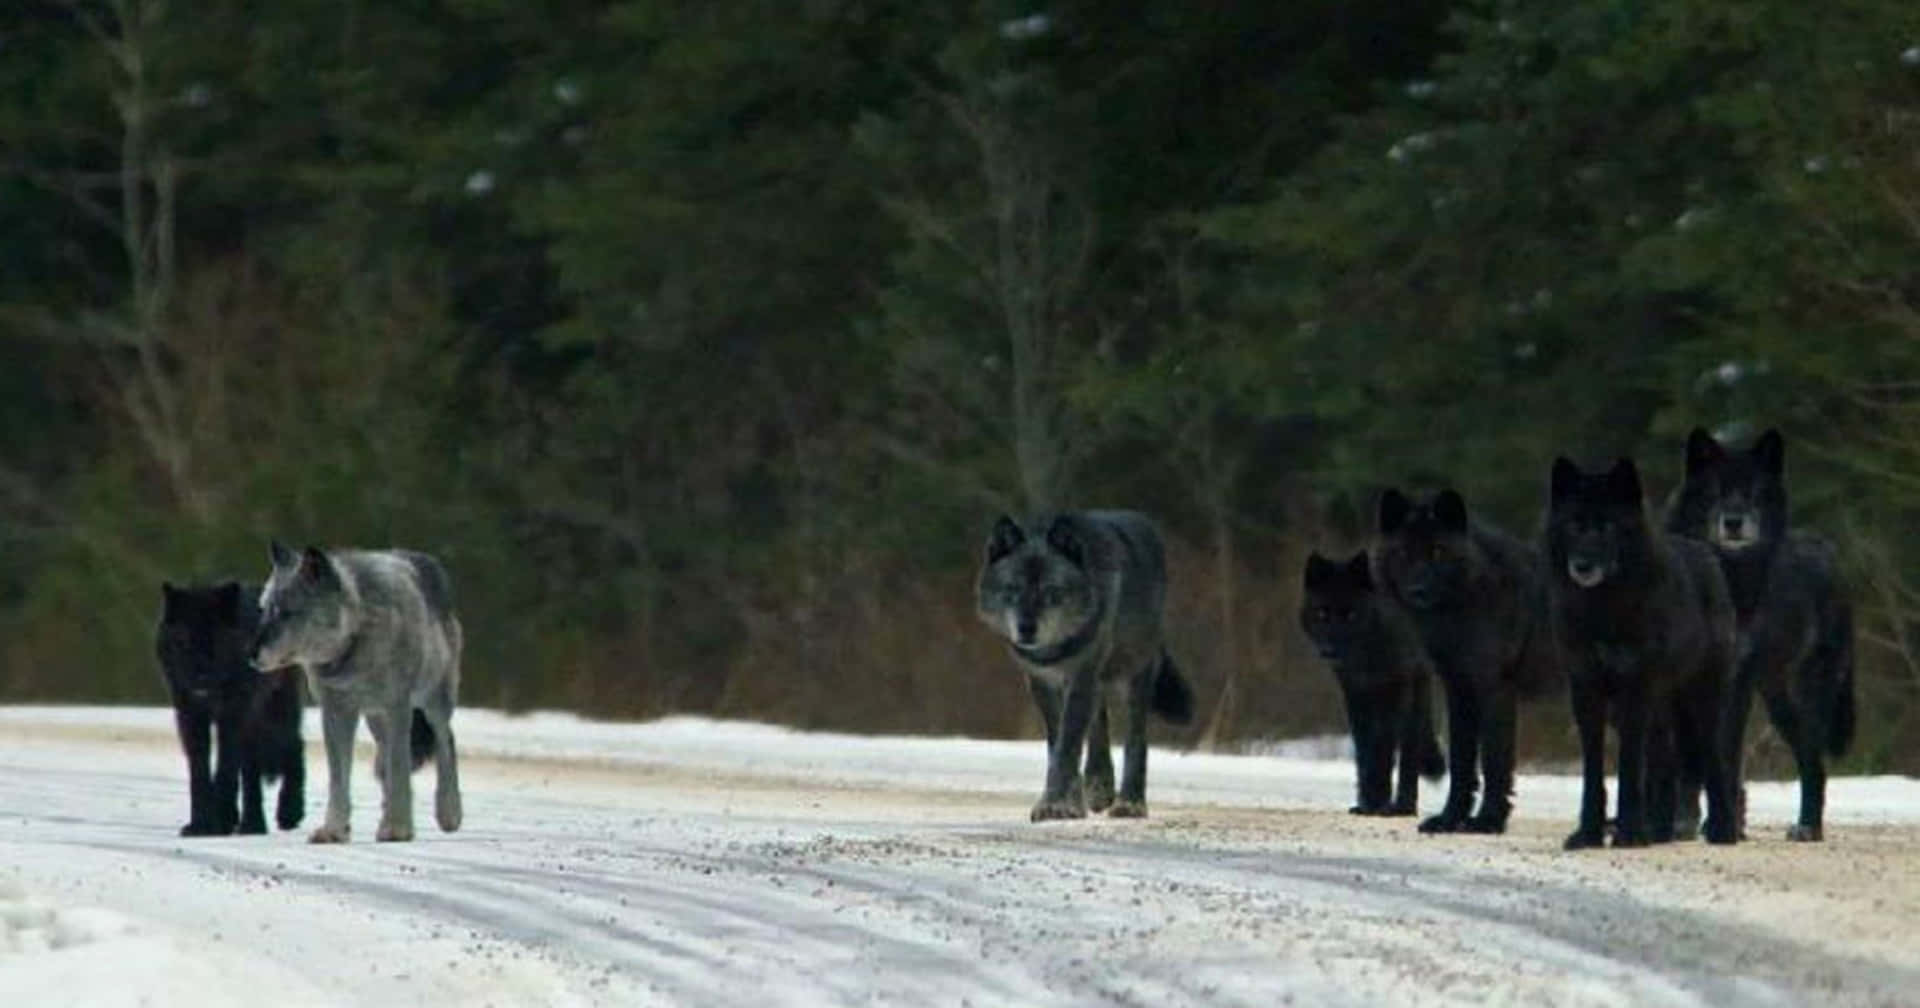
[
  {"xmin": 251, "ymin": 542, "xmax": 463, "ymax": 843},
  {"xmin": 977, "ymin": 511, "xmax": 1195, "ymax": 821}
]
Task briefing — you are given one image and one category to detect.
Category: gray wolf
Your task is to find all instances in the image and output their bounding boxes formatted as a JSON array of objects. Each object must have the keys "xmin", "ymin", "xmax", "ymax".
[
  {"xmin": 1300, "ymin": 550, "xmax": 1445, "ymax": 815},
  {"xmin": 250, "ymin": 542, "xmax": 463, "ymax": 843},
  {"xmin": 1666, "ymin": 428, "xmax": 1854, "ymax": 841},
  {"xmin": 1375, "ymin": 488, "xmax": 1558, "ymax": 834},
  {"xmin": 976, "ymin": 511, "xmax": 1194, "ymax": 821},
  {"xmin": 1547, "ymin": 457, "xmax": 1739, "ymax": 848},
  {"xmin": 157, "ymin": 581, "xmax": 305, "ymax": 835}
]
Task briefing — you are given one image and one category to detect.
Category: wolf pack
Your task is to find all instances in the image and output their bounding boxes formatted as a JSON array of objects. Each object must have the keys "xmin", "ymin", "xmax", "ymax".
[
  {"xmin": 975, "ymin": 426, "xmax": 1854, "ymax": 849},
  {"xmin": 157, "ymin": 426, "xmax": 1848, "ymax": 854}
]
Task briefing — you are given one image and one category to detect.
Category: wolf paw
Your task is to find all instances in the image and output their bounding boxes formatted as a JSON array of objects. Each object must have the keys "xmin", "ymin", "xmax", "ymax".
[
  {"xmin": 236, "ymin": 815, "xmax": 268, "ymax": 836},
  {"xmin": 179, "ymin": 820, "xmax": 231, "ymax": 838},
  {"xmin": 1461, "ymin": 813, "xmax": 1508, "ymax": 835},
  {"xmin": 1029, "ymin": 796, "xmax": 1088, "ymax": 822},
  {"xmin": 1671, "ymin": 818, "xmax": 1701, "ymax": 842},
  {"xmin": 376, "ymin": 821, "xmax": 415, "ymax": 842},
  {"xmin": 1611, "ymin": 827, "xmax": 1651, "ymax": 849},
  {"xmin": 1785, "ymin": 823, "xmax": 1823, "ymax": 842},
  {"xmin": 1106, "ymin": 799, "xmax": 1147, "ymax": 819},
  {"xmin": 276, "ymin": 805, "xmax": 304, "ymax": 832},
  {"xmin": 1562, "ymin": 827, "xmax": 1606, "ymax": 850},
  {"xmin": 1701, "ymin": 818, "xmax": 1738, "ymax": 845},
  {"xmin": 1384, "ymin": 801, "xmax": 1418, "ymax": 817},
  {"xmin": 308, "ymin": 824, "xmax": 350, "ymax": 844},
  {"xmin": 437, "ymin": 792, "xmax": 463, "ymax": 833},
  {"xmin": 1418, "ymin": 812, "xmax": 1467, "ymax": 834},
  {"xmin": 1084, "ymin": 777, "xmax": 1116, "ymax": 813}
]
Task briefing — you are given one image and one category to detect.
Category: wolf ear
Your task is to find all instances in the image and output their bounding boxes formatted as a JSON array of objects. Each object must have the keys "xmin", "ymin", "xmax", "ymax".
[
  {"xmin": 1607, "ymin": 457, "xmax": 1644, "ymax": 507},
  {"xmin": 1044, "ymin": 516, "xmax": 1086, "ymax": 568},
  {"xmin": 1752, "ymin": 428, "xmax": 1784, "ymax": 476},
  {"xmin": 1432, "ymin": 490, "xmax": 1468, "ymax": 532},
  {"xmin": 1551, "ymin": 457, "xmax": 1583, "ymax": 501},
  {"xmin": 270, "ymin": 540, "xmax": 298, "ymax": 570},
  {"xmin": 298, "ymin": 545, "xmax": 336, "ymax": 585},
  {"xmin": 1684, "ymin": 427, "xmax": 1724, "ymax": 476},
  {"xmin": 1345, "ymin": 550, "xmax": 1374, "ymax": 590},
  {"xmin": 1378, "ymin": 489, "xmax": 1411, "ymax": 535},
  {"xmin": 985, "ymin": 515, "xmax": 1025, "ymax": 563},
  {"xmin": 161, "ymin": 581, "xmax": 180, "ymax": 614},
  {"xmin": 1303, "ymin": 551, "xmax": 1337, "ymax": 589}
]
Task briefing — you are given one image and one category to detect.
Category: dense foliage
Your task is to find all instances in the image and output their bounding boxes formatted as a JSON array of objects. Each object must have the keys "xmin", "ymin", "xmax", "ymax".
[{"xmin": 5, "ymin": 1, "xmax": 1919, "ymax": 768}]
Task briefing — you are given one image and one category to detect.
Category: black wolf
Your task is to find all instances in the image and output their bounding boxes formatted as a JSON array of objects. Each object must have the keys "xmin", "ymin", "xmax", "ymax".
[
  {"xmin": 157, "ymin": 581, "xmax": 305, "ymax": 836},
  {"xmin": 976, "ymin": 511, "xmax": 1195, "ymax": 821},
  {"xmin": 1666, "ymin": 428, "xmax": 1855, "ymax": 841},
  {"xmin": 1375, "ymin": 489, "xmax": 1557, "ymax": 834},
  {"xmin": 1547, "ymin": 457, "xmax": 1739, "ymax": 849},
  {"xmin": 1300, "ymin": 550, "xmax": 1445, "ymax": 816},
  {"xmin": 251, "ymin": 543, "xmax": 463, "ymax": 843}
]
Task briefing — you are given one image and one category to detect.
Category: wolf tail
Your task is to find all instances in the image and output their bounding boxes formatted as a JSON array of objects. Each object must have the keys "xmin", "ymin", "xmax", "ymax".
[
  {"xmin": 409, "ymin": 709, "xmax": 437, "ymax": 771},
  {"xmin": 1151, "ymin": 650, "xmax": 1195, "ymax": 724},
  {"xmin": 1826, "ymin": 604, "xmax": 1856, "ymax": 759}
]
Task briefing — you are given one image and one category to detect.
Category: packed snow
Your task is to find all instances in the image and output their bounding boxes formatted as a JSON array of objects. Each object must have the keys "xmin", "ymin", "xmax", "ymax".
[{"xmin": 3, "ymin": 706, "xmax": 1918, "ymax": 1006}]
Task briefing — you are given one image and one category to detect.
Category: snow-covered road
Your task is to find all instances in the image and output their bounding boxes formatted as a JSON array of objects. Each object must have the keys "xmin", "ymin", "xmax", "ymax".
[{"xmin": 3, "ymin": 707, "xmax": 1917, "ymax": 1006}]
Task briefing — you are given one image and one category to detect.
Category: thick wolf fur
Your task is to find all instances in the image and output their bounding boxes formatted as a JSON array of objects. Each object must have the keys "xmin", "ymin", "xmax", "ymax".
[
  {"xmin": 1300, "ymin": 550, "xmax": 1445, "ymax": 816},
  {"xmin": 1666, "ymin": 428, "xmax": 1855, "ymax": 842},
  {"xmin": 1548, "ymin": 458, "xmax": 1739, "ymax": 849},
  {"xmin": 251, "ymin": 542, "xmax": 463, "ymax": 844},
  {"xmin": 157, "ymin": 581, "xmax": 305, "ymax": 836},
  {"xmin": 1375, "ymin": 489, "xmax": 1558, "ymax": 834},
  {"xmin": 976, "ymin": 510, "xmax": 1195, "ymax": 821}
]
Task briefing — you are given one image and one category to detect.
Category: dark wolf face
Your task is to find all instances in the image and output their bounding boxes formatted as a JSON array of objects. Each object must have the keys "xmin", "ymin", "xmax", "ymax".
[
  {"xmin": 975, "ymin": 515, "xmax": 1099, "ymax": 652},
  {"xmin": 1375, "ymin": 488, "xmax": 1474, "ymax": 612},
  {"xmin": 251, "ymin": 541, "xmax": 357, "ymax": 670},
  {"xmin": 1674, "ymin": 428, "xmax": 1786, "ymax": 554},
  {"xmin": 1300, "ymin": 551, "xmax": 1376, "ymax": 662},
  {"xmin": 158, "ymin": 582, "xmax": 253, "ymax": 701},
  {"xmin": 1548, "ymin": 457, "xmax": 1648, "ymax": 589}
]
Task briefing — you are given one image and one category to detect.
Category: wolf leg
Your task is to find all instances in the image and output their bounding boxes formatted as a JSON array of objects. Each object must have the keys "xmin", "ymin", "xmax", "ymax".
[
  {"xmin": 1109, "ymin": 664, "xmax": 1152, "ymax": 818},
  {"xmin": 374, "ymin": 700, "xmax": 416, "ymax": 842},
  {"xmin": 1720, "ymin": 655, "xmax": 1759, "ymax": 841},
  {"xmin": 1564, "ymin": 681, "xmax": 1608, "ymax": 850},
  {"xmin": 1083, "ymin": 698, "xmax": 1115, "ymax": 813},
  {"xmin": 277, "ymin": 727, "xmax": 307, "ymax": 832},
  {"xmin": 1645, "ymin": 715, "xmax": 1678, "ymax": 844},
  {"xmin": 1612, "ymin": 687, "xmax": 1652, "ymax": 848},
  {"xmin": 1465, "ymin": 683, "xmax": 1514, "ymax": 833},
  {"xmin": 425, "ymin": 679, "xmax": 462, "ymax": 833},
  {"xmin": 1389, "ymin": 682, "xmax": 1425, "ymax": 816},
  {"xmin": 207, "ymin": 706, "xmax": 243, "ymax": 835},
  {"xmin": 1032, "ymin": 669, "xmax": 1094, "ymax": 821},
  {"xmin": 1762, "ymin": 683, "xmax": 1825, "ymax": 842},
  {"xmin": 310, "ymin": 696, "xmax": 356, "ymax": 844},
  {"xmin": 174, "ymin": 704, "xmax": 224, "ymax": 836},
  {"xmin": 1341, "ymin": 683, "xmax": 1380, "ymax": 814},
  {"xmin": 1421, "ymin": 673, "xmax": 1479, "ymax": 834}
]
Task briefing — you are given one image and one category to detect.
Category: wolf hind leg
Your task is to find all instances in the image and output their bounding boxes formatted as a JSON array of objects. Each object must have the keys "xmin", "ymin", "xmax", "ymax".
[
  {"xmin": 310, "ymin": 696, "xmax": 356, "ymax": 844},
  {"xmin": 423, "ymin": 677, "xmax": 462, "ymax": 833},
  {"xmin": 1109, "ymin": 665, "xmax": 1153, "ymax": 819},
  {"xmin": 1083, "ymin": 698, "xmax": 1115, "ymax": 813},
  {"xmin": 1762, "ymin": 683, "xmax": 1826, "ymax": 841}
]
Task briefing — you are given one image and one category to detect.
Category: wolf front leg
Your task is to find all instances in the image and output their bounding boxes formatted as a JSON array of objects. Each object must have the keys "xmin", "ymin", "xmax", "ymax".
[
  {"xmin": 374, "ymin": 700, "xmax": 417, "ymax": 842},
  {"xmin": 1564, "ymin": 678, "xmax": 1608, "ymax": 850},
  {"xmin": 1611, "ymin": 684, "xmax": 1653, "ymax": 848},
  {"xmin": 174, "ymin": 704, "xmax": 225, "ymax": 836},
  {"xmin": 1420, "ymin": 669, "xmax": 1479, "ymax": 833},
  {"xmin": 1083, "ymin": 699, "xmax": 1116, "ymax": 813},
  {"xmin": 310, "ymin": 695, "xmax": 357, "ymax": 844},
  {"xmin": 1032, "ymin": 666, "xmax": 1095, "ymax": 821}
]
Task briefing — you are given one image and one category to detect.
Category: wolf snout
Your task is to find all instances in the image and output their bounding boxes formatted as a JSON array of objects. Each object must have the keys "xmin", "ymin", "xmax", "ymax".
[{"xmin": 1015, "ymin": 617, "xmax": 1038, "ymax": 644}]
